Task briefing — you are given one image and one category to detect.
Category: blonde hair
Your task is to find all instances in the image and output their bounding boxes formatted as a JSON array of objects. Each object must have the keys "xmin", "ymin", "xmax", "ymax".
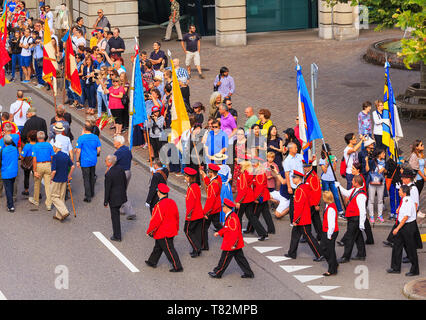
[
  {"xmin": 240, "ymin": 161, "xmax": 252, "ymax": 174},
  {"xmin": 267, "ymin": 151, "xmax": 275, "ymax": 159},
  {"xmin": 209, "ymin": 91, "xmax": 222, "ymax": 108},
  {"xmin": 322, "ymin": 191, "xmax": 334, "ymax": 204}
]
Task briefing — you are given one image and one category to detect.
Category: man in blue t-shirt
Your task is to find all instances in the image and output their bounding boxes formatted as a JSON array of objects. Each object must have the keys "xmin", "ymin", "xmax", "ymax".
[
  {"xmin": 204, "ymin": 119, "xmax": 228, "ymax": 164},
  {"xmin": 1, "ymin": 135, "xmax": 19, "ymax": 212},
  {"xmin": 29, "ymin": 131, "xmax": 55, "ymax": 210},
  {"xmin": 75, "ymin": 123, "xmax": 101, "ymax": 202},
  {"xmin": 51, "ymin": 141, "xmax": 75, "ymax": 221}
]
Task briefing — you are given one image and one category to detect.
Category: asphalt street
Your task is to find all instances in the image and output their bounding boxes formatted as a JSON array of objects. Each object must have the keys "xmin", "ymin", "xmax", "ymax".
[{"xmin": 0, "ymin": 82, "xmax": 424, "ymax": 300}]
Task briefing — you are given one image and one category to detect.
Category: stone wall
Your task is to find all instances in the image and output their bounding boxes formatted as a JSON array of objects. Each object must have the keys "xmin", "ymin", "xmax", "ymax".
[
  {"xmin": 318, "ymin": 0, "xmax": 359, "ymax": 40},
  {"xmin": 215, "ymin": 0, "xmax": 246, "ymax": 47}
]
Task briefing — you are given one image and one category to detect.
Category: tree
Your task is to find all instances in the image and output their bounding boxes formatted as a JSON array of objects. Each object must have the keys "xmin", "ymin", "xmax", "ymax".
[{"xmin": 323, "ymin": 0, "xmax": 425, "ymax": 88}]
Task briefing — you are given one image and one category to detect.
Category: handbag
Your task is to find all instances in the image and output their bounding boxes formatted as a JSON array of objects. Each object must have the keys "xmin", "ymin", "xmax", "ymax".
[
  {"xmin": 385, "ymin": 167, "xmax": 397, "ymax": 191},
  {"xmin": 121, "ymin": 93, "xmax": 129, "ymax": 107},
  {"xmin": 21, "ymin": 156, "xmax": 33, "ymax": 170},
  {"xmin": 369, "ymin": 170, "xmax": 384, "ymax": 186},
  {"xmin": 213, "ymin": 74, "xmax": 220, "ymax": 91}
]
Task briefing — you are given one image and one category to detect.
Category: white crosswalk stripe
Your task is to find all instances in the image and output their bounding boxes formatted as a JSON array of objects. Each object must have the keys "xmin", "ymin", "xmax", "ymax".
[
  {"xmin": 280, "ymin": 265, "xmax": 311, "ymax": 273},
  {"xmin": 253, "ymin": 246, "xmax": 282, "ymax": 254},
  {"xmin": 293, "ymin": 275, "xmax": 324, "ymax": 283},
  {"xmin": 308, "ymin": 285, "xmax": 340, "ymax": 294},
  {"xmin": 266, "ymin": 256, "xmax": 291, "ymax": 263}
]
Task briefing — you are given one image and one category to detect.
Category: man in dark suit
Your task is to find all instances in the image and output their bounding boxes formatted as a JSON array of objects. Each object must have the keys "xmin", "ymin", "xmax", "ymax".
[
  {"xmin": 104, "ymin": 155, "xmax": 128, "ymax": 242},
  {"xmin": 21, "ymin": 107, "xmax": 47, "ymax": 143},
  {"xmin": 146, "ymin": 158, "xmax": 169, "ymax": 213}
]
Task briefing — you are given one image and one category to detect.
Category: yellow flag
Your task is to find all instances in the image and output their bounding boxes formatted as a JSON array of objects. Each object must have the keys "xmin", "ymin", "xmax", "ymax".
[{"xmin": 170, "ymin": 59, "xmax": 190, "ymax": 148}]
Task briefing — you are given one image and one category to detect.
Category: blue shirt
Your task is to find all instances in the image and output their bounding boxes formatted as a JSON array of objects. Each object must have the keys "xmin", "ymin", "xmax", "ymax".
[
  {"xmin": 0, "ymin": 134, "xmax": 20, "ymax": 149},
  {"xmin": 76, "ymin": 133, "xmax": 101, "ymax": 167},
  {"xmin": 94, "ymin": 60, "xmax": 106, "ymax": 70},
  {"xmin": 1, "ymin": 145, "xmax": 19, "ymax": 179},
  {"xmin": 283, "ymin": 153, "xmax": 304, "ymax": 189},
  {"xmin": 205, "ymin": 130, "xmax": 229, "ymax": 164},
  {"xmin": 114, "ymin": 145, "xmax": 132, "ymax": 171},
  {"xmin": 32, "ymin": 142, "xmax": 55, "ymax": 162},
  {"xmin": 33, "ymin": 43, "xmax": 44, "ymax": 59},
  {"xmin": 21, "ymin": 143, "xmax": 34, "ymax": 157},
  {"xmin": 52, "ymin": 151, "xmax": 73, "ymax": 183}
]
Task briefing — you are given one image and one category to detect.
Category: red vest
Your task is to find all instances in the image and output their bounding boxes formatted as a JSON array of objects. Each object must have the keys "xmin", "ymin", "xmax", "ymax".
[
  {"xmin": 218, "ymin": 211, "xmax": 244, "ymax": 251},
  {"xmin": 146, "ymin": 198, "xmax": 180, "ymax": 239},
  {"xmin": 235, "ymin": 171, "xmax": 254, "ymax": 203},
  {"xmin": 293, "ymin": 183, "xmax": 311, "ymax": 226},
  {"xmin": 323, "ymin": 203, "xmax": 339, "ymax": 233},
  {"xmin": 305, "ymin": 170, "xmax": 321, "ymax": 206},
  {"xmin": 345, "ymin": 188, "xmax": 366, "ymax": 218},
  {"xmin": 253, "ymin": 170, "xmax": 271, "ymax": 202},
  {"xmin": 203, "ymin": 175, "xmax": 222, "ymax": 215},
  {"xmin": 185, "ymin": 183, "xmax": 204, "ymax": 221}
]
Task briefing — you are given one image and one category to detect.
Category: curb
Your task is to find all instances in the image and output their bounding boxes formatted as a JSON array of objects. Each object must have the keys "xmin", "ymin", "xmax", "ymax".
[
  {"xmin": 403, "ymin": 278, "xmax": 426, "ymax": 300},
  {"xmin": 21, "ymin": 82, "xmax": 189, "ymax": 198}
]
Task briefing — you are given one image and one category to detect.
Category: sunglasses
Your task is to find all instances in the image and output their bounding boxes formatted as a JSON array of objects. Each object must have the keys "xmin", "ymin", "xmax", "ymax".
[
  {"xmin": 112, "ymin": 80, "xmax": 119, "ymax": 83},
  {"xmin": 227, "ymin": 103, "xmax": 232, "ymax": 106},
  {"xmin": 212, "ymin": 126, "xmax": 219, "ymax": 129}
]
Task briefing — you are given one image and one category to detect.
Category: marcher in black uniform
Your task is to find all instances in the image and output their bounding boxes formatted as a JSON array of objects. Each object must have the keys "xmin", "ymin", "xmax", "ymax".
[
  {"xmin": 145, "ymin": 158, "xmax": 169, "ymax": 213},
  {"xmin": 387, "ymin": 185, "xmax": 420, "ymax": 276}
]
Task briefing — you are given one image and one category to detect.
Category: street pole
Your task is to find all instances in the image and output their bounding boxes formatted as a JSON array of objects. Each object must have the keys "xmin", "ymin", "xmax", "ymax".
[{"xmin": 311, "ymin": 63, "xmax": 318, "ymax": 168}]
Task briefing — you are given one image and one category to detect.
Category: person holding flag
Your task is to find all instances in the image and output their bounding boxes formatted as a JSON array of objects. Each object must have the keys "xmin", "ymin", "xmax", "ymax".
[
  {"xmin": 42, "ymin": 17, "xmax": 58, "ymax": 97},
  {"xmin": 63, "ymin": 29, "xmax": 82, "ymax": 99}
]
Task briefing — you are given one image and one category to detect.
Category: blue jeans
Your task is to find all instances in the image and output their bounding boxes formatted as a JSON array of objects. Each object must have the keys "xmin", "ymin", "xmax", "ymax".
[
  {"xmin": 34, "ymin": 58, "xmax": 45, "ymax": 85},
  {"xmin": 3, "ymin": 178, "xmax": 15, "ymax": 209},
  {"xmin": 346, "ymin": 173, "xmax": 354, "ymax": 190},
  {"xmin": 18, "ymin": 126, "xmax": 24, "ymax": 133},
  {"xmin": 11, "ymin": 54, "xmax": 23, "ymax": 80},
  {"xmin": 82, "ymin": 83, "xmax": 97, "ymax": 109},
  {"xmin": 322, "ymin": 180, "xmax": 343, "ymax": 213},
  {"xmin": 97, "ymin": 90, "xmax": 111, "ymax": 117},
  {"xmin": 389, "ymin": 183, "xmax": 400, "ymax": 215}
]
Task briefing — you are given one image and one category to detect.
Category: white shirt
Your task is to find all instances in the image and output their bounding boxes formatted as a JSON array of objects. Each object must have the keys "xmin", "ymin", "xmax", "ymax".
[
  {"xmin": 50, "ymin": 134, "xmax": 73, "ymax": 156},
  {"xmin": 20, "ymin": 36, "xmax": 33, "ymax": 56},
  {"xmin": 407, "ymin": 183, "xmax": 419, "ymax": 211},
  {"xmin": 343, "ymin": 146, "xmax": 356, "ymax": 175},
  {"xmin": 46, "ymin": 11, "xmax": 54, "ymax": 32},
  {"xmin": 319, "ymin": 157, "xmax": 336, "ymax": 181},
  {"xmin": 9, "ymin": 100, "xmax": 30, "ymax": 126},
  {"xmin": 73, "ymin": 37, "xmax": 86, "ymax": 51},
  {"xmin": 283, "ymin": 153, "xmax": 304, "ymax": 189},
  {"xmin": 372, "ymin": 110, "xmax": 384, "ymax": 135},
  {"xmin": 398, "ymin": 196, "xmax": 417, "ymax": 223},
  {"xmin": 325, "ymin": 204, "xmax": 336, "ymax": 240},
  {"xmin": 337, "ymin": 185, "xmax": 367, "ymax": 229}
]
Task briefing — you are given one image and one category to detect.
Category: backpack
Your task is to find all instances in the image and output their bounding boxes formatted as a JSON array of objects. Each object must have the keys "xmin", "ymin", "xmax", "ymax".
[{"xmin": 340, "ymin": 155, "xmax": 347, "ymax": 178}]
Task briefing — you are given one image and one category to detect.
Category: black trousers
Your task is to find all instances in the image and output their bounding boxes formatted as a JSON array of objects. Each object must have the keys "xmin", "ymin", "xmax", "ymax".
[
  {"xmin": 237, "ymin": 202, "xmax": 267, "ymax": 237},
  {"xmin": 311, "ymin": 206, "xmax": 322, "ymax": 240},
  {"xmin": 150, "ymin": 137, "xmax": 163, "ymax": 160},
  {"xmin": 248, "ymin": 201, "xmax": 275, "ymax": 234},
  {"xmin": 321, "ymin": 231, "xmax": 339, "ymax": 274},
  {"xmin": 185, "ymin": 219, "xmax": 203, "ymax": 253},
  {"xmin": 341, "ymin": 216, "xmax": 374, "ymax": 245},
  {"xmin": 288, "ymin": 192, "xmax": 295, "ymax": 223},
  {"xmin": 213, "ymin": 249, "xmax": 254, "ymax": 277},
  {"xmin": 201, "ymin": 213, "xmax": 223, "ymax": 250},
  {"xmin": 287, "ymin": 224, "xmax": 323, "ymax": 259},
  {"xmin": 342, "ymin": 216, "xmax": 366, "ymax": 260},
  {"xmin": 415, "ymin": 178, "xmax": 424, "ymax": 195},
  {"xmin": 23, "ymin": 168, "xmax": 31, "ymax": 190},
  {"xmin": 81, "ymin": 166, "xmax": 96, "ymax": 199},
  {"xmin": 391, "ymin": 222, "xmax": 419, "ymax": 274},
  {"xmin": 147, "ymin": 237, "xmax": 183, "ymax": 270},
  {"xmin": 110, "ymin": 206, "xmax": 121, "ymax": 240}
]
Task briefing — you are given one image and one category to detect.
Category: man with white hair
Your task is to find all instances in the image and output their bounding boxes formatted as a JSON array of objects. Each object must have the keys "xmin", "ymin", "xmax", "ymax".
[
  {"xmin": 113, "ymin": 135, "xmax": 135, "ymax": 220},
  {"xmin": 50, "ymin": 122, "xmax": 73, "ymax": 162},
  {"xmin": 51, "ymin": 140, "xmax": 75, "ymax": 221},
  {"xmin": 104, "ymin": 154, "xmax": 128, "ymax": 242}
]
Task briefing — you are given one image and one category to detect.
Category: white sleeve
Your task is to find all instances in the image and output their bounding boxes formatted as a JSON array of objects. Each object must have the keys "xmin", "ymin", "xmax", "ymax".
[
  {"xmin": 357, "ymin": 194, "xmax": 367, "ymax": 229},
  {"xmin": 327, "ymin": 207, "xmax": 336, "ymax": 240},
  {"xmin": 337, "ymin": 185, "xmax": 352, "ymax": 198},
  {"xmin": 373, "ymin": 111, "xmax": 381, "ymax": 125}
]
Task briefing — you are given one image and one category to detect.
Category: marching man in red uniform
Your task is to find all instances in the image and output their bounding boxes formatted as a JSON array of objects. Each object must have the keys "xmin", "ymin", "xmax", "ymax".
[
  {"xmin": 285, "ymin": 170, "xmax": 324, "ymax": 261},
  {"xmin": 302, "ymin": 160, "xmax": 322, "ymax": 241},
  {"xmin": 184, "ymin": 167, "xmax": 204, "ymax": 258},
  {"xmin": 200, "ymin": 163, "xmax": 223, "ymax": 251},
  {"xmin": 320, "ymin": 191, "xmax": 339, "ymax": 276},
  {"xmin": 145, "ymin": 183, "xmax": 183, "ymax": 272},
  {"xmin": 208, "ymin": 199, "xmax": 254, "ymax": 279}
]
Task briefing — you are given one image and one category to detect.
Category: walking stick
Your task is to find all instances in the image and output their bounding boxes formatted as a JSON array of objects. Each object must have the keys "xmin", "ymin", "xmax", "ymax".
[
  {"xmin": 68, "ymin": 182, "xmax": 76, "ymax": 217},
  {"xmin": 145, "ymin": 127, "xmax": 154, "ymax": 174}
]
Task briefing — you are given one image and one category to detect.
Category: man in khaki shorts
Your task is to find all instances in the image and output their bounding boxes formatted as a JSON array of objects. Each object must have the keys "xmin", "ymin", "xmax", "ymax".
[{"xmin": 181, "ymin": 25, "xmax": 204, "ymax": 79}]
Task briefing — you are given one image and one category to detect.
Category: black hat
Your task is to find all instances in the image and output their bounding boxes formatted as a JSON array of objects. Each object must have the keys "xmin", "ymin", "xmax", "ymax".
[{"xmin": 401, "ymin": 168, "xmax": 415, "ymax": 178}]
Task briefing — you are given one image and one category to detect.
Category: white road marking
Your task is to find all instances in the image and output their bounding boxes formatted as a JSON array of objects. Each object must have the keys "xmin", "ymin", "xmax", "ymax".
[
  {"xmin": 321, "ymin": 295, "xmax": 382, "ymax": 300},
  {"xmin": 293, "ymin": 275, "xmax": 324, "ymax": 283},
  {"xmin": 308, "ymin": 285, "xmax": 340, "ymax": 294},
  {"xmin": 0, "ymin": 291, "xmax": 7, "ymax": 300},
  {"xmin": 253, "ymin": 246, "xmax": 282, "ymax": 254},
  {"xmin": 93, "ymin": 232, "xmax": 140, "ymax": 273},
  {"xmin": 280, "ymin": 265, "xmax": 311, "ymax": 273},
  {"xmin": 243, "ymin": 237, "xmax": 258, "ymax": 244},
  {"xmin": 266, "ymin": 256, "xmax": 291, "ymax": 263}
]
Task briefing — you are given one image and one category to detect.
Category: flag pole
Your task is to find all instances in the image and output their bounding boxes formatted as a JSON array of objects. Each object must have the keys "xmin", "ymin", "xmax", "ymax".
[{"xmin": 128, "ymin": 36, "xmax": 138, "ymax": 144}]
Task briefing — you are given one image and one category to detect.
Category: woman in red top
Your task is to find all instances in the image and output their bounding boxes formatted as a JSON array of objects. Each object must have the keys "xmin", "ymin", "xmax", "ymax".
[{"xmin": 102, "ymin": 78, "xmax": 125, "ymax": 136}]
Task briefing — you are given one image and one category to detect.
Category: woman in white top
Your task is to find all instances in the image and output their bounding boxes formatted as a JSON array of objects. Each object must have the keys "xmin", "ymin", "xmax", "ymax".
[
  {"xmin": 372, "ymin": 100, "xmax": 385, "ymax": 150},
  {"xmin": 343, "ymin": 132, "xmax": 365, "ymax": 189},
  {"xmin": 408, "ymin": 139, "xmax": 425, "ymax": 195}
]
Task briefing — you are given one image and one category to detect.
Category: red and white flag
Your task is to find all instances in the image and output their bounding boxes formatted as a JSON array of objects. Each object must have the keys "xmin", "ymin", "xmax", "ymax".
[
  {"xmin": 65, "ymin": 31, "xmax": 82, "ymax": 96},
  {"xmin": 42, "ymin": 21, "xmax": 58, "ymax": 95}
]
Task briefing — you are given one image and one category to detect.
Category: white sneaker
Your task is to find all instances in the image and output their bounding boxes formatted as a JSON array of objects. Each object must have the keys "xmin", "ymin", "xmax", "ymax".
[
  {"xmin": 418, "ymin": 211, "xmax": 425, "ymax": 219},
  {"xmin": 28, "ymin": 197, "xmax": 39, "ymax": 206}
]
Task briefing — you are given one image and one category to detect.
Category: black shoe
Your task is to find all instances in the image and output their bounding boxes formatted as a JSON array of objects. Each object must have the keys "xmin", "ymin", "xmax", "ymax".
[
  {"xmin": 243, "ymin": 229, "xmax": 254, "ymax": 234},
  {"xmin": 268, "ymin": 231, "xmax": 276, "ymax": 235},
  {"xmin": 300, "ymin": 237, "xmax": 307, "ymax": 243},
  {"xmin": 176, "ymin": 39, "xmax": 183, "ymax": 41},
  {"xmin": 402, "ymin": 257, "xmax": 410, "ymax": 264},
  {"xmin": 190, "ymin": 251, "xmax": 199, "ymax": 258},
  {"xmin": 316, "ymin": 236, "xmax": 322, "ymax": 241},
  {"xmin": 127, "ymin": 215, "xmax": 136, "ymax": 220},
  {"xmin": 405, "ymin": 272, "xmax": 419, "ymax": 277},
  {"xmin": 352, "ymin": 256, "xmax": 366, "ymax": 261},
  {"xmin": 241, "ymin": 273, "xmax": 254, "ymax": 278},
  {"xmin": 145, "ymin": 260, "xmax": 157, "ymax": 268},
  {"xmin": 83, "ymin": 198, "xmax": 91, "ymax": 203},
  {"xmin": 258, "ymin": 235, "xmax": 268, "ymax": 241},
  {"xmin": 9, "ymin": 77, "xmax": 14, "ymax": 82},
  {"xmin": 201, "ymin": 247, "xmax": 209, "ymax": 251},
  {"xmin": 383, "ymin": 241, "xmax": 393, "ymax": 247},
  {"xmin": 110, "ymin": 236, "xmax": 121, "ymax": 242},
  {"xmin": 337, "ymin": 257, "xmax": 350, "ymax": 264},
  {"xmin": 386, "ymin": 268, "xmax": 400, "ymax": 274},
  {"xmin": 284, "ymin": 253, "xmax": 296, "ymax": 259},
  {"xmin": 365, "ymin": 241, "xmax": 374, "ymax": 245},
  {"xmin": 21, "ymin": 191, "xmax": 29, "ymax": 196},
  {"xmin": 336, "ymin": 240, "xmax": 345, "ymax": 247},
  {"xmin": 208, "ymin": 272, "xmax": 221, "ymax": 278},
  {"xmin": 313, "ymin": 256, "xmax": 325, "ymax": 262},
  {"xmin": 162, "ymin": 38, "xmax": 171, "ymax": 42},
  {"xmin": 169, "ymin": 268, "xmax": 183, "ymax": 272}
]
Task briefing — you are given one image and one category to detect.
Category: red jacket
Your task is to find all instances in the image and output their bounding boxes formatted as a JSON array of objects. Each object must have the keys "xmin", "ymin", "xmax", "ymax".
[
  {"xmin": 203, "ymin": 175, "xmax": 222, "ymax": 216},
  {"xmin": 146, "ymin": 197, "xmax": 179, "ymax": 239},
  {"xmin": 185, "ymin": 183, "xmax": 204, "ymax": 221},
  {"xmin": 323, "ymin": 203, "xmax": 339, "ymax": 233},
  {"xmin": 235, "ymin": 171, "xmax": 254, "ymax": 203},
  {"xmin": 293, "ymin": 183, "xmax": 312, "ymax": 226},
  {"xmin": 345, "ymin": 188, "xmax": 366, "ymax": 218},
  {"xmin": 253, "ymin": 170, "xmax": 270, "ymax": 202},
  {"xmin": 218, "ymin": 211, "xmax": 244, "ymax": 251},
  {"xmin": 305, "ymin": 170, "xmax": 321, "ymax": 206}
]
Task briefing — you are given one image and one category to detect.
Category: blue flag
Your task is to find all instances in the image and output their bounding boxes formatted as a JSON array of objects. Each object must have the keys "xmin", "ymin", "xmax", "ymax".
[
  {"xmin": 296, "ymin": 65, "xmax": 323, "ymax": 162},
  {"xmin": 61, "ymin": 29, "xmax": 70, "ymax": 43},
  {"xmin": 129, "ymin": 54, "xmax": 148, "ymax": 150}
]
